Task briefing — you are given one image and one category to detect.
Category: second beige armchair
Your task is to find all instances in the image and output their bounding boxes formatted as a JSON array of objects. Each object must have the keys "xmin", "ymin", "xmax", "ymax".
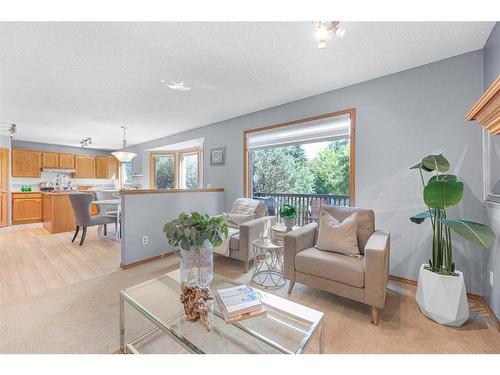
[{"xmin": 283, "ymin": 206, "xmax": 390, "ymax": 325}]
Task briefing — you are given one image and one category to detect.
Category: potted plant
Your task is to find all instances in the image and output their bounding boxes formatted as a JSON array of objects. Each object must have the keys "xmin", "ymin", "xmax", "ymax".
[
  {"xmin": 163, "ymin": 212, "xmax": 228, "ymax": 288},
  {"xmin": 410, "ymin": 154, "xmax": 495, "ymax": 326},
  {"xmin": 280, "ymin": 204, "xmax": 297, "ymax": 232}
]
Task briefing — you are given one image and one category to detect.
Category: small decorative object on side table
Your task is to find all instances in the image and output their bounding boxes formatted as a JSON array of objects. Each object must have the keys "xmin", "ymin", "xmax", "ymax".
[
  {"xmin": 279, "ymin": 204, "xmax": 296, "ymax": 232},
  {"xmin": 271, "ymin": 223, "xmax": 300, "ymax": 240},
  {"xmin": 252, "ymin": 238, "xmax": 286, "ymax": 289}
]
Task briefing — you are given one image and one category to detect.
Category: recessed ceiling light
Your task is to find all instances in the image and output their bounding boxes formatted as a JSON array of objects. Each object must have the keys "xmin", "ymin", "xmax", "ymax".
[{"xmin": 160, "ymin": 79, "xmax": 191, "ymax": 91}]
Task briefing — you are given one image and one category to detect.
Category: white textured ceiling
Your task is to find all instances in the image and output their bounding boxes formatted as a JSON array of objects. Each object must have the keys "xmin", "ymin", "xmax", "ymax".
[{"xmin": 0, "ymin": 22, "xmax": 495, "ymax": 150}]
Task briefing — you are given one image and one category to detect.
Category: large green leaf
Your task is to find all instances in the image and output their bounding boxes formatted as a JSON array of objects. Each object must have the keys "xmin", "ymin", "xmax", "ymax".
[
  {"xmin": 428, "ymin": 174, "xmax": 458, "ymax": 183},
  {"xmin": 409, "ymin": 162, "xmax": 433, "ymax": 172},
  {"xmin": 441, "ymin": 219, "xmax": 496, "ymax": 248},
  {"xmin": 424, "ymin": 180, "xmax": 464, "ymax": 208},
  {"xmin": 422, "ymin": 154, "xmax": 450, "ymax": 173},
  {"xmin": 410, "ymin": 210, "xmax": 435, "ymax": 224}
]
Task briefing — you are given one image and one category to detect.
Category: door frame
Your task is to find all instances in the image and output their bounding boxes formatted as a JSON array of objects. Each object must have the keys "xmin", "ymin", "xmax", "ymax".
[{"xmin": 0, "ymin": 147, "xmax": 10, "ymax": 227}]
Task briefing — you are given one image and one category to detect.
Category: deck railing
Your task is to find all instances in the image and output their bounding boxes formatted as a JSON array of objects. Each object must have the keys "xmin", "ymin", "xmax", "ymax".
[{"xmin": 253, "ymin": 192, "xmax": 350, "ymax": 226}]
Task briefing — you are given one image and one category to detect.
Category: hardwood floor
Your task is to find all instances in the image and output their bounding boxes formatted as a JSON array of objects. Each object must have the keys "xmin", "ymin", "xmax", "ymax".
[{"xmin": 0, "ymin": 223, "xmax": 120, "ymax": 304}]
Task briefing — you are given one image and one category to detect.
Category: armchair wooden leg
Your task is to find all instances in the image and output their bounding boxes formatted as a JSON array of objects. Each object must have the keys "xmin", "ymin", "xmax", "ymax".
[
  {"xmin": 371, "ymin": 306, "xmax": 379, "ymax": 326},
  {"xmin": 244, "ymin": 262, "xmax": 249, "ymax": 273},
  {"xmin": 288, "ymin": 281, "xmax": 295, "ymax": 294}
]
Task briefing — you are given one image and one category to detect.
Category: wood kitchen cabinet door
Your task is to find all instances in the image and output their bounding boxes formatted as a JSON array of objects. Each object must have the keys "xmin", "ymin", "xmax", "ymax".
[
  {"xmin": 42, "ymin": 152, "xmax": 59, "ymax": 168},
  {"xmin": 59, "ymin": 153, "xmax": 75, "ymax": 169},
  {"xmin": 12, "ymin": 193, "xmax": 43, "ymax": 224},
  {"xmin": 11, "ymin": 149, "xmax": 42, "ymax": 177},
  {"xmin": 0, "ymin": 148, "xmax": 8, "ymax": 227},
  {"xmin": 107, "ymin": 155, "xmax": 119, "ymax": 180},
  {"xmin": 74, "ymin": 155, "xmax": 96, "ymax": 178},
  {"xmin": 95, "ymin": 156, "xmax": 108, "ymax": 179}
]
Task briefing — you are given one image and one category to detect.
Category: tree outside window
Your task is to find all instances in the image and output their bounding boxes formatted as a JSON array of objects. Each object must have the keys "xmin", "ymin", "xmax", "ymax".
[{"xmin": 250, "ymin": 139, "xmax": 350, "ymax": 195}]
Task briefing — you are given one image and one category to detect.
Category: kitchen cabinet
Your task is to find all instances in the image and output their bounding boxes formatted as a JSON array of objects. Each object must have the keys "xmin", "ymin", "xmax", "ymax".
[
  {"xmin": 42, "ymin": 152, "xmax": 59, "ymax": 168},
  {"xmin": 107, "ymin": 155, "xmax": 119, "ymax": 180},
  {"xmin": 95, "ymin": 156, "xmax": 108, "ymax": 179},
  {"xmin": 12, "ymin": 192, "xmax": 43, "ymax": 224},
  {"xmin": 59, "ymin": 153, "xmax": 75, "ymax": 169},
  {"xmin": 11, "ymin": 149, "xmax": 42, "ymax": 177},
  {"xmin": 74, "ymin": 155, "xmax": 96, "ymax": 178},
  {"xmin": 0, "ymin": 148, "xmax": 8, "ymax": 227},
  {"xmin": 42, "ymin": 192, "xmax": 76, "ymax": 233}
]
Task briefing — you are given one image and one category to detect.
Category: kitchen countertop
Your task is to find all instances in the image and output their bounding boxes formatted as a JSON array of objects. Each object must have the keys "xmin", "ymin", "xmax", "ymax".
[{"xmin": 41, "ymin": 191, "xmax": 78, "ymax": 195}]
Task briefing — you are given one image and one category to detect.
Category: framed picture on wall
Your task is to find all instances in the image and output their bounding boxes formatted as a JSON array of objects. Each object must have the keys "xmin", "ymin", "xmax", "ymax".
[{"xmin": 210, "ymin": 146, "xmax": 226, "ymax": 165}]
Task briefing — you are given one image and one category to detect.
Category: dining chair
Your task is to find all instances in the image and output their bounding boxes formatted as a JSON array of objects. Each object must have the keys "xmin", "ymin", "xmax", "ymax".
[{"xmin": 68, "ymin": 193, "xmax": 116, "ymax": 246}]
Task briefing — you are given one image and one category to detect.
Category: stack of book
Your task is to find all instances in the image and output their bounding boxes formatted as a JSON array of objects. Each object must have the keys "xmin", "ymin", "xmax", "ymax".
[{"xmin": 215, "ymin": 285, "xmax": 267, "ymax": 323}]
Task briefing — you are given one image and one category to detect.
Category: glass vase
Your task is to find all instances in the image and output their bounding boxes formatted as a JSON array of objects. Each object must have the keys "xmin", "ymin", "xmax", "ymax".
[{"xmin": 179, "ymin": 241, "xmax": 213, "ymax": 288}]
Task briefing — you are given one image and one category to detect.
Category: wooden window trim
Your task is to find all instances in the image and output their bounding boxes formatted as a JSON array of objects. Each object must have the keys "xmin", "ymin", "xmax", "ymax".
[
  {"xmin": 149, "ymin": 147, "xmax": 203, "ymax": 189},
  {"xmin": 149, "ymin": 152, "xmax": 176, "ymax": 189},
  {"xmin": 179, "ymin": 148, "xmax": 203, "ymax": 189},
  {"xmin": 243, "ymin": 108, "xmax": 356, "ymax": 205}
]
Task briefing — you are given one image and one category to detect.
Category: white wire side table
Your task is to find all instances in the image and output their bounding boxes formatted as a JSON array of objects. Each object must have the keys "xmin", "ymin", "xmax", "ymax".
[{"xmin": 251, "ymin": 238, "xmax": 286, "ymax": 289}]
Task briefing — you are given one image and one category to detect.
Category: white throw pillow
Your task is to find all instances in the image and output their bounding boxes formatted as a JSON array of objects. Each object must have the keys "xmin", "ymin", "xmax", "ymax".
[
  {"xmin": 315, "ymin": 211, "xmax": 360, "ymax": 256},
  {"xmin": 223, "ymin": 213, "xmax": 255, "ymax": 229}
]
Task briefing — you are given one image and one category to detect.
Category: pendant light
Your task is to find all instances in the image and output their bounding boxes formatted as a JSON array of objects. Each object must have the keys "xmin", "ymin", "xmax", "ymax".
[{"xmin": 112, "ymin": 126, "xmax": 137, "ymax": 162}]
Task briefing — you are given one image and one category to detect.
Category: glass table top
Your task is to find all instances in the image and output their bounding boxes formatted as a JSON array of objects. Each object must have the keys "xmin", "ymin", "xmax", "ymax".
[
  {"xmin": 252, "ymin": 238, "xmax": 283, "ymax": 249},
  {"xmin": 121, "ymin": 269, "xmax": 324, "ymax": 354}
]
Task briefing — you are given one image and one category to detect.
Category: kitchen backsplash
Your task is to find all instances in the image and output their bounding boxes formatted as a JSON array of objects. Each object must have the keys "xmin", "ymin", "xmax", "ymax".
[{"xmin": 11, "ymin": 171, "xmax": 116, "ymax": 191}]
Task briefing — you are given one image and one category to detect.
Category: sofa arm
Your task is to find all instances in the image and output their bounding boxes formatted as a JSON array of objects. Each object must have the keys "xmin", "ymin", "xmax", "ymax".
[
  {"xmin": 239, "ymin": 216, "xmax": 277, "ymax": 262},
  {"xmin": 283, "ymin": 223, "xmax": 317, "ymax": 281},
  {"xmin": 364, "ymin": 230, "xmax": 390, "ymax": 309}
]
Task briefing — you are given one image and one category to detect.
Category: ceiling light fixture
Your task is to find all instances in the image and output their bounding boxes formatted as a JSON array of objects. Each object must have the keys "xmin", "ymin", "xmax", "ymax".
[
  {"xmin": 0, "ymin": 123, "xmax": 17, "ymax": 138},
  {"xmin": 111, "ymin": 126, "xmax": 137, "ymax": 163},
  {"xmin": 160, "ymin": 79, "xmax": 191, "ymax": 91},
  {"xmin": 314, "ymin": 21, "xmax": 346, "ymax": 49},
  {"xmin": 80, "ymin": 137, "xmax": 92, "ymax": 148}
]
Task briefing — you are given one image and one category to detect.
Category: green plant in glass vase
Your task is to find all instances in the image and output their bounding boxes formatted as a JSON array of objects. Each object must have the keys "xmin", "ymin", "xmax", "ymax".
[
  {"xmin": 163, "ymin": 212, "xmax": 229, "ymax": 288},
  {"xmin": 410, "ymin": 154, "xmax": 495, "ymax": 275}
]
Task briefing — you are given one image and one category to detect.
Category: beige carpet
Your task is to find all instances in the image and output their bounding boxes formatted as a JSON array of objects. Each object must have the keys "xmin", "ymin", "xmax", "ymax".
[{"xmin": 0, "ymin": 254, "xmax": 498, "ymax": 354}]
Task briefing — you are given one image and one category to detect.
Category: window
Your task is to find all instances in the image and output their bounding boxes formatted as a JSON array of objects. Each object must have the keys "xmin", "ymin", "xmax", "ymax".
[
  {"xmin": 244, "ymin": 109, "xmax": 355, "ymax": 203},
  {"xmin": 122, "ymin": 161, "xmax": 134, "ymax": 185},
  {"xmin": 150, "ymin": 153, "xmax": 175, "ymax": 189},
  {"xmin": 149, "ymin": 148, "xmax": 202, "ymax": 189},
  {"xmin": 179, "ymin": 151, "xmax": 200, "ymax": 189}
]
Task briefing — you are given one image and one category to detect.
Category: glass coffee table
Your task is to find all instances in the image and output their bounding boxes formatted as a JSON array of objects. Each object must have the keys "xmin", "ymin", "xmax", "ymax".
[{"xmin": 120, "ymin": 269, "xmax": 325, "ymax": 354}]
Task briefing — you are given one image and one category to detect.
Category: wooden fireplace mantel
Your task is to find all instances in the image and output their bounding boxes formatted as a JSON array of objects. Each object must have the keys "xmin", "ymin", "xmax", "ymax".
[{"xmin": 466, "ymin": 76, "xmax": 500, "ymax": 134}]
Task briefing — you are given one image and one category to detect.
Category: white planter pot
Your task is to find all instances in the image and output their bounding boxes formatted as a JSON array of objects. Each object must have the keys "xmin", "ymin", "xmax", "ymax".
[{"xmin": 415, "ymin": 264, "xmax": 469, "ymax": 327}]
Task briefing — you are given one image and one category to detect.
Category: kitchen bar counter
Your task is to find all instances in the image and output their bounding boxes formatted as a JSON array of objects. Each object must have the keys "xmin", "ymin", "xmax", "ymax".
[
  {"xmin": 119, "ymin": 187, "xmax": 224, "ymax": 195},
  {"xmin": 120, "ymin": 188, "xmax": 224, "ymax": 268},
  {"xmin": 42, "ymin": 192, "xmax": 77, "ymax": 234}
]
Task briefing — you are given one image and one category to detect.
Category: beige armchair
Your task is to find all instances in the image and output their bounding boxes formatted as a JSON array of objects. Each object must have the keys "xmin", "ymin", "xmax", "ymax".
[
  {"xmin": 224, "ymin": 198, "xmax": 276, "ymax": 272},
  {"xmin": 284, "ymin": 206, "xmax": 390, "ymax": 325}
]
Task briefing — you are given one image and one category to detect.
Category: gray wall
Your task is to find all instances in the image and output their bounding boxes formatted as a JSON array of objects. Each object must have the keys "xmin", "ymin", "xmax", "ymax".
[
  {"xmin": 483, "ymin": 22, "xmax": 500, "ymax": 319},
  {"xmin": 121, "ymin": 191, "xmax": 224, "ymax": 265},
  {"xmin": 484, "ymin": 22, "xmax": 500, "ymax": 88},
  {"xmin": 12, "ymin": 140, "xmax": 112, "ymax": 156},
  {"xmin": 129, "ymin": 50, "xmax": 487, "ymax": 294}
]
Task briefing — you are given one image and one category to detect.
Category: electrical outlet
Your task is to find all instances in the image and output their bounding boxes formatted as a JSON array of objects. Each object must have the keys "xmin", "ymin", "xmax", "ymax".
[
  {"xmin": 490, "ymin": 271, "xmax": 494, "ymax": 287},
  {"xmin": 142, "ymin": 236, "xmax": 148, "ymax": 245}
]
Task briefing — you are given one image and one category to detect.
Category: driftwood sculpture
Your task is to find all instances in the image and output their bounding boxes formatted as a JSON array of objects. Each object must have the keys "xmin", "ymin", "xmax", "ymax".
[{"xmin": 180, "ymin": 282, "xmax": 213, "ymax": 331}]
